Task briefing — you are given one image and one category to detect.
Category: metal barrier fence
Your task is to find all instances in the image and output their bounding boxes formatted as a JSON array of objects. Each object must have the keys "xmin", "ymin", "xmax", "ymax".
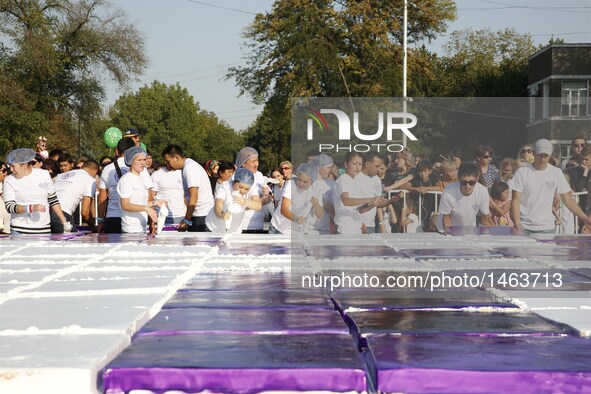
[
  {"xmin": 77, "ymin": 189, "xmax": 588, "ymax": 233},
  {"xmin": 388, "ymin": 189, "xmax": 589, "ymax": 234}
]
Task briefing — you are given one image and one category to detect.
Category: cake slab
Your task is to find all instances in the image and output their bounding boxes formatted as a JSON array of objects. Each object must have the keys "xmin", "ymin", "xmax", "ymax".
[
  {"xmin": 305, "ymin": 245, "xmax": 405, "ymax": 259},
  {"xmin": 493, "ymin": 290, "xmax": 591, "ymax": 310},
  {"xmin": 399, "ymin": 247, "xmax": 504, "ymax": 259},
  {"xmin": 137, "ymin": 308, "xmax": 349, "ymax": 336},
  {"xmin": 183, "ymin": 272, "xmax": 295, "ymax": 291},
  {"xmin": 345, "ymin": 310, "xmax": 571, "ymax": 341},
  {"xmin": 571, "ymin": 268, "xmax": 591, "ymax": 280},
  {"xmin": 163, "ymin": 289, "xmax": 334, "ymax": 310},
  {"xmin": 29, "ymin": 269, "xmax": 186, "ymax": 293},
  {"xmin": 332, "ymin": 289, "xmax": 517, "ymax": 312},
  {"xmin": 102, "ymin": 333, "xmax": 367, "ymax": 393},
  {"xmin": 423, "ymin": 258, "xmax": 542, "ymax": 270},
  {"xmin": 365, "ymin": 334, "xmax": 591, "ymax": 394},
  {"xmin": 217, "ymin": 243, "xmax": 296, "ymax": 256},
  {"xmin": 0, "ymin": 333, "xmax": 130, "ymax": 394},
  {"xmin": 533, "ymin": 309, "xmax": 591, "ymax": 337},
  {"xmin": 0, "ymin": 293, "xmax": 168, "ymax": 335},
  {"xmin": 495, "ymin": 246, "xmax": 591, "ymax": 260}
]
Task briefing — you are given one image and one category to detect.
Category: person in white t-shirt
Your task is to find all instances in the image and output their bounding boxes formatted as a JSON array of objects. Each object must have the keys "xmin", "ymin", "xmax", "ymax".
[
  {"xmin": 0, "ymin": 161, "xmax": 11, "ymax": 233},
  {"xmin": 357, "ymin": 152, "xmax": 388, "ymax": 234},
  {"xmin": 235, "ymin": 147, "xmax": 272, "ymax": 233},
  {"xmin": 271, "ymin": 163, "xmax": 323, "ymax": 234},
  {"xmin": 97, "ymin": 137, "xmax": 154, "ymax": 233},
  {"xmin": 311, "ymin": 154, "xmax": 335, "ymax": 234},
  {"xmin": 51, "ymin": 160, "xmax": 99, "ymax": 233},
  {"xmin": 206, "ymin": 168, "xmax": 261, "ymax": 233},
  {"xmin": 438, "ymin": 163, "xmax": 493, "ymax": 233},
  {"xmin": 511, "ymin": 138, "xmax": 591, "ymax": 236},
  {"xmin": 334, "ymin": 152, "xmax": 386, "ymax": 234},
  {"xmin": 162, "ymin": 144, "xmax": 214, "ymax": 232},
  {"xmin": 117, "ymin": 147, "xmax": 165, "ymax": 234},
  {"xmin": 3, "ymin": 149, "xmax": 71, "ymax": 235},
  {"xmin": 151, "ymin": 164, "xmax": 186, "ymax": 225}
]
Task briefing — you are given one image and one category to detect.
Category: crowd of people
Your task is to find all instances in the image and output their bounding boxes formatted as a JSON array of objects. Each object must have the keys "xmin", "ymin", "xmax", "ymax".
[{"xmin": 1, "ymin": 131, "xmax": 590, "ymax": 237}]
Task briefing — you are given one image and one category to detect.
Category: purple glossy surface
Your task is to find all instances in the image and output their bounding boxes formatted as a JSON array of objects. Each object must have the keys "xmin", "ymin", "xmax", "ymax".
[
  {"xmin": 218, "ymin": 243, "xmax": 298, "ymax": 256},
  {"xmin": 137, "ymin": 308, "xmax": 349, "ymax": 335},
  {"xmin": 400, "ymin": 248, "xmax": 504, "ymax": 259},
  {"xmin": 145, "ymin": 236, "xmax": 223, "ymax": 246},
  {"xmin": 447, "ymin": 226, "xmax": 522, "ymax": 236},
  {"xmin": 103, "ymin": 334, "xmax": 366, "ymax": 393},
  {"xmin": 366, "ymin": 335, "xmax": 591, "ymax": 393},
  {"xmin": 443, "ymin": 268, "xmax": 591, "ymax": 286},
  {"xmin": 346, "ymin": 310, "xmax": 569, "ymax": 336},
  {"xmin": 572, "ymin": 268, "xmax": 591, "ymax": 280},
  {"xmin": 64, "ymin": 233, "xmax": 149, "ymax": 243},
  {"xmin": 163, "ymin": 290, "xmax": 333, "ymax": 310},
  {"xmin": 332, "ymin": 289, "xmax": 516, "ymax": 311},
  {"xmin": 496, "ymin": 247, "xmax": 590, "ymax": 260},
  {"xmin": 184, "ymin": 272, "xmax": 294, "ymax": 291},
  {"xmin": 305, "ymin": 245, "xmax": 405, "ymax": 259}
]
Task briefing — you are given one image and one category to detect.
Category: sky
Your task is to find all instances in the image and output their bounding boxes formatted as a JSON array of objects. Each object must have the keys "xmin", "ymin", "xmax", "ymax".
[{"xmin": 104, "ymin": 0, "xmax": 591, "ymax": 131}]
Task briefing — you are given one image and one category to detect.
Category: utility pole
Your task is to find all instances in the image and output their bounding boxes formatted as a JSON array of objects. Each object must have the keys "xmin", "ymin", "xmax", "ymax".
[{"xmin": 402, "ymin": 0, "xmax": 408, "ymax": 148}]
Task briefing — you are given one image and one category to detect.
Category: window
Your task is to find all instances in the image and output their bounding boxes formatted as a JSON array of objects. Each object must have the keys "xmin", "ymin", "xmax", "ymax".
[{"xmin": 561, "ymin": 81, "xmax": 588, "ymax": 117}]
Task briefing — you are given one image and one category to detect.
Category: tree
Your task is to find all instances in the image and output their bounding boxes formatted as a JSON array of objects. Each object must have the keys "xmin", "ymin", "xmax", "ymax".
[
  {"xmin": 227, "ymin": 0, "xmax": 456, "ymax": 163},
  {"xmin": 109, "ymin": 81, "xmax": 243, "ymax": 163},
  {"xmin": 436, "ymin": 28, "xmax": 534, "ymax": 97},
  {"xmin": 0, "ymin": 0, "xmax": 147, "ymax": 155}
]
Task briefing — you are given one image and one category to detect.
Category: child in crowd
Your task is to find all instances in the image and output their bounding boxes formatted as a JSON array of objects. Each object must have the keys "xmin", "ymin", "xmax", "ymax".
[
  {"xmin": 205, "ymin": 168, "xmax": 261, "ymax": 234},
  {"xmin": 270, "ymin": 163, "xmax": 323, "ymax": 234},
  {"xmin": 554, "ymin": 173, "xmax": 576, "ymax": 234},
  {"xmin": 216, "ymin": 161, "xmax": 235, "ymax": 186},
  {"xmin": 489, "ymin": 181, "xmax": 513, "ymax": 227},
  {"xmin": 405, "ymin": 160, "xmax": 442, "ymax": 231},
  {"xmin": 400, "ymin": 197, "xmax": 420, "ymax": 233},
  {"xmin": 333, "ymin": 152, "xmax": 386, "ymax": 234}
]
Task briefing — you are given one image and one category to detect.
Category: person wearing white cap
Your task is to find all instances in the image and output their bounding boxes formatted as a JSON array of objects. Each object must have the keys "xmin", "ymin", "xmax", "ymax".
[
  {"xmin": 235, "ymin": 147, "xmax": 272, "ymax": 233},
  {"xmin": 205, "ymin": 168, "xmax": 260, "ymax": 234},
  {"xmin": 3, "ymin": 148, "xmax": 71, "ymax": 235},
  {"xmin": 97, "ymin": 137, "xmax": 154, "ymax": 233},
  {"xmin": 511, "ymin": 138, "xmax": 591, "ymax": 235},
  {"xmin": 117, "ymin": 147, "xmax": 165, "ymax": 234}
]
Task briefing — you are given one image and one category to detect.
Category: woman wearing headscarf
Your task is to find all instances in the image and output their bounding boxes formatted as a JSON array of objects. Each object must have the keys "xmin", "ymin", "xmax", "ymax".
[
  {"xmin": 117, "ymin": 147, "xmax": 165, "ymax": 234},
  {"xmin": 206, "ymin": 168, "xmax": 261, "ymax": 234},
  {"xmin": 235, "ymin": 147, "xmax": 272, "ymax": 233},
  {"xmin": 3, "ymin": 149, "xmax": 71, "ymax": 235},
  {"xmin": 271, "ymin": 163, "xmax": 323, "ymax": 234}
]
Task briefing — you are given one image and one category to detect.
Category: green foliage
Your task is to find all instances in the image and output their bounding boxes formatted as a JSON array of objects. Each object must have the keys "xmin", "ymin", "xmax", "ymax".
[
  {"xmin": 109, "ymin": 81, "xmax": 243, "ymax": 164},
  {"xmin": 228, "ymin": 0, "xmax": 457, "ymax": 164},
  {"xmin": 0, "ymin": 0, "xmax": 147, "ymax": 157},
  {"xmin": 436, "ymin": 28, "xmax": 534, "ymax": 97}
]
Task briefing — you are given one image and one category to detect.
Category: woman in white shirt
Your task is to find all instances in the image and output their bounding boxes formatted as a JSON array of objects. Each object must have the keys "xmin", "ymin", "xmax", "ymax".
[
  {"xmin": 117, "ymin": 147, "xmax": 165, "ymax": 234},
  {"xmin": 206, "ymin": 168, "xmax": 261, "ymax": 233},
  {"xmin": 271, "ymin": 163, "xmax": 323, "ymax": 234},
  {"xmin": 334, "ymin": 152, "xmax": 383, "ymax": 234},
  {"xmin": 3, "ymin": 149, "xmax": 70, "ymax": 235}
]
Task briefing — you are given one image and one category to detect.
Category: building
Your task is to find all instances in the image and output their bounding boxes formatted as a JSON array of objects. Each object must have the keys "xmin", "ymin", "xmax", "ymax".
[{"xmin": 527, "ymin": 43, "xmax": 591, "ymax": 158}]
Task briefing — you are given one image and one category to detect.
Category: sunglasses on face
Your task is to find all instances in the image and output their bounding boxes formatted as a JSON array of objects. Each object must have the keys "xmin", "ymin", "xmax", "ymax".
[
  {"xmin": 0, "ymin": 168, "xmax": 7, "ymax": 173},
  {"xmin": 459, "ymin": 180, "xmax": 477, "ymax": 186},
  {"xmin": 281, "ymin": 167, "xmax": 292, "ymax": 171},
  {"xmin": 481, "ymin": 155, "xmax": 492, "ymax": 159},
  {"xmin": 521, "ymin": 148, "xmax": 532, "ymax": 153},
  {"xmin": 574, "ymin": 144, "xmax": 585, "ymax": 148}
]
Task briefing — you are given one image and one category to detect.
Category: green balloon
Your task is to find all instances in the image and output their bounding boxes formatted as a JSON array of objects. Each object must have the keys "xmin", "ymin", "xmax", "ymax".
[
  {"xmin": 104, "ymin": 127, "xmax": 122, "ymax": 148},
  {"xmin": 140, "ymin": 142, "xmax": 147, "ymax": 150}
]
